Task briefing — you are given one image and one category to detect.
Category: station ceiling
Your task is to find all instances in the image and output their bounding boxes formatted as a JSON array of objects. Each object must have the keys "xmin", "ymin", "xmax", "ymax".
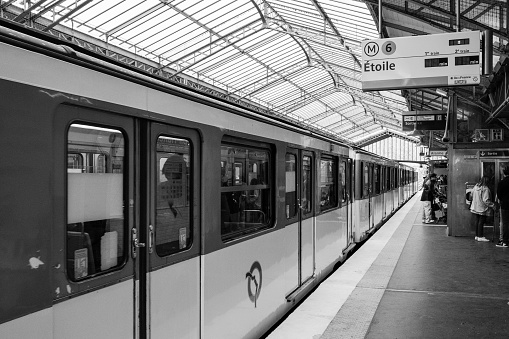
[{"xmin": 1, "ymin": 0, "xmax": 507, "ymax": 146}]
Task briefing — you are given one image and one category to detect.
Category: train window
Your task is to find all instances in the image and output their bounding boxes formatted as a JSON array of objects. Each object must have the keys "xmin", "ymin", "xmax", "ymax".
[
  {"xmin": 155, "ymin": 136, "xmax": 192, "ymax": 256},
  {"xmin": 385, "ymin": 167, "xmax": 392, "ymax": 191},
  {"xmin": 285, "ymin": 153, "xmax": 298, "ymax": 219},
  {"xmin": 302, "ymin": 155, "xmax": 313, "ymax": 213},
  {"xmin": 339, "ymin": 161, "xmax": 346, "ymax": 203},
  {"xmin": 220, "ymin": 143, "xmax": 272, "ymax": 241},
  {"xmin": 320, "ymin": 156, "xmax": 337, "ymax": 211},
  {"xmin": 68, "ymin": 153, "xmax": 83, "ymax": 171},
  {"xmin": 374, "ymin": 165, "xmax": 380, "ymax": 194},
  {"xmin": 66, "ymin": 124, "xmax": 126, "ymax": 281}
]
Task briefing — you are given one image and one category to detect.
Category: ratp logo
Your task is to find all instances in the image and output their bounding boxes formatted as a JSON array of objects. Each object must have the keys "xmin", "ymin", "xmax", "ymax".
[
  {"xmin": 245, "ymin": 261, "xmax": 262, "ymax": 308},
  {"xmin": 364, "ymin": 42, "xmax": 379, "ymax": 57}
]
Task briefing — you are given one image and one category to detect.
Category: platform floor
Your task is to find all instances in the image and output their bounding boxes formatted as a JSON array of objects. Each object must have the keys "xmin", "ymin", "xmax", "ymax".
[{"xmin": 265, "ymin": 193, "xmax": 509, "ymax": 339}]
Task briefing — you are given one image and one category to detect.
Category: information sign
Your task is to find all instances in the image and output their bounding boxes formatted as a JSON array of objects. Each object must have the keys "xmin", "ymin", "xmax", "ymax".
[
  {"xmin": 479, "ymin": 150, "xmax": 509, "ymax": 158},
  {"xmin": 430, "ymin": 150, "xmax": 447, "ymax": 156},
  {"xmin": 361, "ymin": 31, "xmax": 480, "ymax": 91},
  {"xmin": 402, "ymin": 110, "xmax": 447, "ymax": 131}
]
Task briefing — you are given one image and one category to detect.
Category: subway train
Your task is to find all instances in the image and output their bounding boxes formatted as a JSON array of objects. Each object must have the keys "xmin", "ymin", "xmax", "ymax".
[{"xmin": 0, "ymin": 26, "xmax": 417, "ymax": 339}]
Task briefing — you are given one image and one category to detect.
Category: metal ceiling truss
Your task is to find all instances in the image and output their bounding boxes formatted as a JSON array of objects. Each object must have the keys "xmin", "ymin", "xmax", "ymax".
[
  {"xmin": 274, "ymin": 86, "xmax": 339, "ymax": 113},
  {"xmin": 304, "ymin": 102, "xmax": 358, "ymax": 124},
  {"xmin": 0, "ymin": 0, "xmax": 413, "ymax": 144},
  {"xmin": 356, "ymin": 129, "xmax": 420, "ymax": 148},
  {"xmin": 255, "ymin": 1, "xmax": 370, "ymax": 133},
  {"xmin": 365, "ymin": 0, "xmax": 508, "ymax": 48},
  {"xmin": 42, "ymin": 0, "xmax": 92, "ymax": 32},
  {"xmin": 309, "ymin": 0, "xmax": 362, "ymax": 67},
  {"xmin": 234, "ymin": 60, "xmax": 310, "ymax": 99}
]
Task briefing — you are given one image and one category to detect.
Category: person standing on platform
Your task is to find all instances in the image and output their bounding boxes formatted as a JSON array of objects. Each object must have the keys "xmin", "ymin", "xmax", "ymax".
[
  {"xmin": 420, "ymin": 174, "xmax": 436, "ymax": 224},
  {"xmin": 496, "ymin": 167, "xmax": 509, "ymax": 247},
  {"xmin": 470, "ymin": 175, "xmax": 495, "ymax": 242}
]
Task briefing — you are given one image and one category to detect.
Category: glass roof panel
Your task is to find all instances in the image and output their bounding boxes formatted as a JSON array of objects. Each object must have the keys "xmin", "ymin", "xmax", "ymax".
[{"xmin": 2, "ymin": 0, "xmax": 419, "ymax": 144}]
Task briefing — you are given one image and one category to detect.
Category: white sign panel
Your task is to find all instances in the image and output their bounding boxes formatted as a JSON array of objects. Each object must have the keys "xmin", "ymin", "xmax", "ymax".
[
  {"xmin": 361, "ymin": 31, "xmax": 481, "ymax": 91},
  {"xmin": 430, "ymin": 150, "xmax": 447, "ymax": 156}
]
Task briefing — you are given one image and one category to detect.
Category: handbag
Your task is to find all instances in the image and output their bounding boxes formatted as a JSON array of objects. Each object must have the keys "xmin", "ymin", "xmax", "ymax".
[{"xmin": 432, "ymin": 202, "xmax": 440, "ymax": 211}]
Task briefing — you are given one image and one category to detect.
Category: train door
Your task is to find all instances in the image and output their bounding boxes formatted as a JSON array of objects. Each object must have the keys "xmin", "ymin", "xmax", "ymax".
[
  {"xmin": 341, "ymin": 158, "xmax": 354, "ymax": 244},
  {"xmin": 284, "ymin": 149, "xmax": 315, "ymax": 297},
  {"xmin": 381, "ymin": 166, "xmax": 386, "ymax": 219},
  {"xmin": 56, "ymin": 109, "xmax": 136, "ymax": 339},
  {"xmin": 348, "ymin": 159, "xmax": 354, "ymax": 241},
  {"xmin": 481, "ymin": 160, "xmax": 509, "ymax": 228},
  {"xmin": 145, "ymin": 122, "xmax": 201, "ymax": 338},
  {"xmin": 368, "ymin": 163, "xmax": 374, "ymax": 229},
  {"xmin": 300, "ymin": 151, "xmax": 315, "ymax": 283}
]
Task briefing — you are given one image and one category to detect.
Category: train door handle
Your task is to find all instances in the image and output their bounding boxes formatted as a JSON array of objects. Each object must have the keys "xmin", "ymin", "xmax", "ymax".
[{"xmin": 131, "ymin": 228, "xmax": 145, "ymax": 259}]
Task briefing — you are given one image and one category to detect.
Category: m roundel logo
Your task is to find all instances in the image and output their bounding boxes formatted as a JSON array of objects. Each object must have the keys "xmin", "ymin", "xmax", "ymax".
[
  {"xmin": 364, "ymin": 42, "xmax": 379, "ymax": 57},
  {"xmin": 245, "ymin": 261, "xmax": 262, "ymax": 308}
]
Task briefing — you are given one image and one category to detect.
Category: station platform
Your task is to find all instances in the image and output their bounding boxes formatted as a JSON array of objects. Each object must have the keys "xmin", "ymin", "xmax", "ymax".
[{"xmin": 265, "ymin": 193, "xmax": 509, "ymax": 338}]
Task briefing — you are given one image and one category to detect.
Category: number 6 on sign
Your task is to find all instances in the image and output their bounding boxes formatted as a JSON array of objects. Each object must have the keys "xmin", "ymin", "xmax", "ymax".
[{"xmin": 382, "ymin": 41, "xmax": 396, "ymax": 55}]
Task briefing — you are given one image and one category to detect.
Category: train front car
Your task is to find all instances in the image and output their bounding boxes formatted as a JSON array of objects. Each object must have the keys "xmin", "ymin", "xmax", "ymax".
[{"xmin": 0, "ymin": 29, "xmax": 358, "ymax": 339}]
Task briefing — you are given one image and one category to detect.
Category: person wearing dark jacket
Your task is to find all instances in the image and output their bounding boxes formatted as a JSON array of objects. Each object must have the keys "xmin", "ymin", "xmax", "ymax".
[
  {"xmin": 496, "ymin": 167, "xmax": 509, "ymax": 247},
  {"xmin": 420, "ymin": 173, "xmax": 436, "ymax": 223}
]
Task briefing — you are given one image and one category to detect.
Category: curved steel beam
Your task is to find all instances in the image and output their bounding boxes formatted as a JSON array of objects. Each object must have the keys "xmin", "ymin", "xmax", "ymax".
[{"xmin": 249, "ymin": 0, "xmax": 266, "ymax": 26}]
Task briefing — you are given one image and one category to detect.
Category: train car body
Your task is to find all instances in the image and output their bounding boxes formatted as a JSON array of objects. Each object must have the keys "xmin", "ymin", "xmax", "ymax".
[
  {"xmin": 0, "ymin": 27, "xmax": 416, "ymax": 339},
  {"xmin": 351, "ymin": 150, "xmax": 410, "ymax": 243}
]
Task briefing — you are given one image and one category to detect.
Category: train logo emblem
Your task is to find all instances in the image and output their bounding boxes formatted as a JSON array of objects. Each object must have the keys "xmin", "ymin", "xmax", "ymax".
[{"xmin": 245, "ymin": 261, "xmax": 262, "ymax": 308}]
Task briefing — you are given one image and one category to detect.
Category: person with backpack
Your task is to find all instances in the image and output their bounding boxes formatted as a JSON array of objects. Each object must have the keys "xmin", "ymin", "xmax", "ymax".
[{"xmin": 470, "ymin": 175, "xmax": 495, "ymax": 242}]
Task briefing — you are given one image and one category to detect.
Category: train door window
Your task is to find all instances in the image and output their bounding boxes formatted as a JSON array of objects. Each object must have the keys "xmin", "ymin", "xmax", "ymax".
[
  {"xmin": 220, "ymin": 142, "xmax": 272, "ymax": 241},
  {"xmin": 320, "ymin": 156, "xmax": 337, "ymax": 211},
  {"xmin": 155, "ymin": 136, "xmax": 192, "ymax": 256},
  {"xmin": 302, "ymin": 155, "xmax": 313, "ymax": 213},
  {"xmin": 66, "ymin": 124, "xmax": 126, "ymax": 281},
  {"xmin": 374, "ymin": 165, "xmax": 380, "ymax": 194},
  {"xmin": 349, "ymin": 160, "xmax": 354, "ymax": 202},
  {"xmin": 285, "ymin": 153, "xmax": 298, "ymax": 219},
  {"xmin": 363, "ymin": 162, "xmax": 369, "ymax": 198},
  {"xmin": 386, "ymin": 167, "xmax": 390, "ymax": 190},
  {"xmin": 339, "ymin": 161, "xmax": 346, "ymax": 204}
]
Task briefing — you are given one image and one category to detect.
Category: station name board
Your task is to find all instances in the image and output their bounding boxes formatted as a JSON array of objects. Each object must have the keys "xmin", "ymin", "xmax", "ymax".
[{"xmin": 361, "ymin": 31, "xmax": 481, "ymax": 91}]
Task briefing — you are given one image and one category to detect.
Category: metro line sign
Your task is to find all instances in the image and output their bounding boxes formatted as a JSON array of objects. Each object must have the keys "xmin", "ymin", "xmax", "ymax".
[{"xmin": 361, "ymin": 31, "xmax": 481, "ymax": 91}]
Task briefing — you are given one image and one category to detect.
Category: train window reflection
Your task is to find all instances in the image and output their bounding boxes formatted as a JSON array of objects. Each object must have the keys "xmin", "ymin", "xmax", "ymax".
[
  {"xmin": 66, "ymin": 124, "xmax": 126, "ymax": 281},
  {"xmin": 302, "ymin": 155, "xmax": 312, "ymax": 214},
  {"xmin": 340, "ymin": 161, "xmax": 346, "ymax": 203},
  {"xmin": 286, "ymin": 153, "xmax": 297, "ymax": 219},
  {"xmin": 221, "ymin": 143, "xmax": 272, "ymax": 241},
  {"xmin": 156, "ymin": 136, "xmax": 192, "ymax": 256},
  {"xmin": 320, "ymin": 156, "xmax": 337, "ymax": 211}
]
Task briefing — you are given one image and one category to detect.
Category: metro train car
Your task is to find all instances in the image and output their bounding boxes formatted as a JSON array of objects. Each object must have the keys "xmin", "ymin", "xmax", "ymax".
[
  {"xmin": 350, "ymin": 150, "xmax": 417, "ymax": 243},
  {"xmin": 0, "ymin": 26, "xmax": 417, "ymax": 339}
]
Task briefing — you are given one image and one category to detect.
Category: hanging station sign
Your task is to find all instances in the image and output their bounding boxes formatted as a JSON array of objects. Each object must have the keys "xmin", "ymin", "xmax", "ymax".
[
  {"xmin": 479, "ymin": 150, "xmax": 509, "ymax": 158},
  {"xmin": 361, "ymin": 31, "xmax": 481, "ymax": 91},
  {"xmin": 430, "ymin": 150, "xmax": 447, "ymax": 157},
  {"xmin": 402, "ymin": 110, "xmax": 447, "ymax": 131}
]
